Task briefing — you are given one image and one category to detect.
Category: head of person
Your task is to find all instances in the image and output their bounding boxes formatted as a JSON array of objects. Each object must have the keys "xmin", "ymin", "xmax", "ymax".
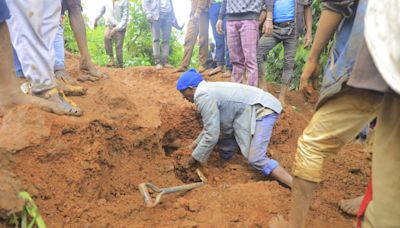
[{"xmin": 176, "ymin": 68, "xmax": 204, "ymax": 103}]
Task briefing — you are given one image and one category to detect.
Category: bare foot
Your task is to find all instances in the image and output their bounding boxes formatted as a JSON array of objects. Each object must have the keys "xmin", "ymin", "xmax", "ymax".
[
  {"xmin": 222, "ymin": 70, "xmax": 231, "ymax": 78},
  {"xmin": 0, "ymin": 90, "xmax": 64, "ymax": 115},
  {"xmin": 269, "ymin": 215, "xmax": 289, "ymax": 228},
  {"xmin": 80, "ymin": 59, "xmax": 109, "ymax": 80},
  {"xmin": 339, "ymin": 195, "xmax": 364, "ymax": 216}
]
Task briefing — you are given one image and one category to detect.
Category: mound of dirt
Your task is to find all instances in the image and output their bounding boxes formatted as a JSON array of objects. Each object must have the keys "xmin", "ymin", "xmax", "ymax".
[{"xmin": 0, "ymin": 54, "xmax": 370, "ymax": 227}]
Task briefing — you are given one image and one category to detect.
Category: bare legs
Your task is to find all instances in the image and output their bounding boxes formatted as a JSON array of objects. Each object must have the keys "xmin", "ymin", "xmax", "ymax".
[
  {"xmin": 0, "ymin": 22, "xmax": 62, "ymax": 114},
  {"xmin": 67, "ymin": 4, "xmax": 107, "ymax": 78}
]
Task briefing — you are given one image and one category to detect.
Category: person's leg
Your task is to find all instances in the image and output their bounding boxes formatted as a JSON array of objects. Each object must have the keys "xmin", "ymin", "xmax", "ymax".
[
  {"xmin": 5, "ymin": 0, "xmax": 82, "ymax": 116},
  {"xmin": 160, "ymin": 12, "xmax": 172, "ymax": 66},
  {"xmin": 280, "ymin": 34, "xmax": 298, "ymax": 105},
  {"xmin": 239, "ymin": 20, "xmax": 259, "ymax": 87},
  {"xmin": 178, "ymin": 16, "xmax": 200, "ymax": 71},
  {"xmin": 226, "ymin": 21, "xmax": 245, "ymax": 83},
  {"xmin": 53, "ymin": 24, "xmax": 80, "ymax": 86},
  {"xmin": 151, "ymin": 18, "xmax": 161, "ymax": 66},
  {"xmin": 247, "ymin": 113, "xmax": 292, "ymax": 187},
  {"xmin": 65, "ymin": 0, "xmax": 106, "ymax": 77},
  {"xmin": 256, "ymin": 35, "xmax": 279, "ymax": 91},
  {"xmin": 208, "ymin": 3, "xmax": 224, "ymax": 75},
  {"xmin": 115, "ymin": 29, "xmax": 126, "ymax": 68},
  {"xmin": 104, "ymin": 27, "xmax": 114, "ymax": 67},
  {"xmin": 282, "ymin": 87, "xmax": 382, "ymax": 228},
  {"xmin": 7, "ymin": 0, "xmax": 57, "ymax": 93},
  {"xmin": 12, "ymin": 47, "xmax": 24, "ymax": 78},
  {"xmin": 223, "ymin": 18, "xmax": 232, "ymax": 77},
  {"xmin": 0, "ymin": 21, "xmax": 61, "ymax": 112},
  {"xmin": 198, "ymin": 11, "xmax": 209, "ymax": 72},
  {"xmin": 372, "ymin": 92, "xmax": 400, "ymax": 227}
]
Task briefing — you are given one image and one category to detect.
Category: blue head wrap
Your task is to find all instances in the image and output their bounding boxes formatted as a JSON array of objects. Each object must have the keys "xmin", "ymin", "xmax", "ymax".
[{"xmin": 176, "ymin": 68, "xmax": 204, "ymax": 91}]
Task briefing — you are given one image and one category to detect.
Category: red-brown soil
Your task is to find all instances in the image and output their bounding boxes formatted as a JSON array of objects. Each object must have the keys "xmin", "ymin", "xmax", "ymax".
[{"xmin": 0, "ymin": 54, "xmax": 370, "ymax": 227}]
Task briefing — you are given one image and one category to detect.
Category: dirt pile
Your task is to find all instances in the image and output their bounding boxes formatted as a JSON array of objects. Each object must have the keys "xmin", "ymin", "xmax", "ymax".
[{"xmin": 0, "ymin": 54, "xmax": 370, "ymax": 227}]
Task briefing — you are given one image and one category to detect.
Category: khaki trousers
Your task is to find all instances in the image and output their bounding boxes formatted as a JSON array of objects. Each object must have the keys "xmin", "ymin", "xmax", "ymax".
[{"xmin": 181, "ymin": 11, "xmax": 209, "ymax": 68}]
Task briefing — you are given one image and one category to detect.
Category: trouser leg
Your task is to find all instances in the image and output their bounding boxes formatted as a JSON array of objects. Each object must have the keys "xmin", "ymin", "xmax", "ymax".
[
  {"xmin": 6, "ymin": 0, "xmax": 59, "ymax": 93},
  {"xmin": 160, "ymin": 12, "xmax": 172, "ymax": 65},
  {"xmin": 239, "ymin": 19, "xmax": 259, "ymax": 87},
  {"xmin": 256, "ymin": 35, "xmax": 279, "ymax": 89},
  {"xmin": 12, "ymin": 47, "xmax": 24, "ymax": 77},
  {"xmin": 227, "ymin": 21, "xmax": 245, "ymax": 83},
  {"xmin": 115, "ymin": 29, "xmax": 126, "ymax": 68},
  {"xmin": 151, "ymin": 19, "xmax": 161, "ymax": 65},
  {"xmin": 247, "ymin": 113, "xmax": 280, "ymax": 175},
  {"xmin": 198, "ymin": 11, "xmax": 209, "ymax": 68},
  {"xmin": 371, "ymin": 92, "xmax": 400, "ymax": 227},
  {"xmin": 209, "ymin": 3, "xmax": 225, "ymax": 67},
  {"xmin": 104, "ymin": 27, "xmax": 113, "ymax": 58},
  {"xmin": 54, "ymin": 24, "xmax": 65, "ymax": 71},
  {"xmin": 181, "ymin": 16, "xmax": 199, "ymax": 68},
  {"xmin": 293, "ymin": 86, "xmax": 383, "ymax": 182},
  {"xmin": 282, "ymin": 34, "xmax": 297, "ymax": 85}
]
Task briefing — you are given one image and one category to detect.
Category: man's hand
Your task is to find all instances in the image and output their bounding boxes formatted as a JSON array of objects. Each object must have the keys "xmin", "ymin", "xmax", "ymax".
[
  {"xmin": 110, "ymin": 28, "xmax": 118, "ymax": 37},
  {"xmin": 183, "ymin": 156, "xmax": 200, "ymax": 169},
  {"xmin": 300, "ymin": 60, "xmax": 321, "ymax": 100},
  {"xmin": 146, "ymin": 15, "xmax": 154, "ymax": 24},
  {"xmin": 263, "ymin": 20, "xmax": 273, "ymax": 37},
  {"xmin": 304, "ymin": 31, "xmax": 313, "ymax": 48},
  {"xmin": 216, "ymin": 19, "xmax": 223, "ymax": 34}
]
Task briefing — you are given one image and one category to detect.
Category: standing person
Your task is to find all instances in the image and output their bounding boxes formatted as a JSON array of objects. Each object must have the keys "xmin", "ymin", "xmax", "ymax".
[
  {"xmin": 208, "ymin": 0, "xmax": 232, "ymax": 77},
  {"xmin": 62, "ymin": 0, "xmax": 108, "ymax": 82},
  {"xmin": 175, "ymin": 0, "xmax": 210, "ymax": 73},
  {"xmin": 94, "ymin": 0, "xmax": 130, "ymax": 68},
  {"xmin": 5, "ymin": 0, "xmax": 83, "ymax": 116},
  {"xmin": 256, "ymin": 0, "xmax": 313, "ymax": 105},
  {"xmin": 0, "ymin": 0, "xmax": 61, "ymax": 113},
  {"xmin": 269, "ymin": 0, "xmax": 400, "ymax": 227},
  {"xmin": 216, "ymin": 0, "xmax": 263, "ymax": 87},
  {"xmin": 176, "ymin": 69, "xmax": 293, "ymax": 187},
  {"xmin": 142, "ymin": 0, "xmax": 177, "ymax": 70}
]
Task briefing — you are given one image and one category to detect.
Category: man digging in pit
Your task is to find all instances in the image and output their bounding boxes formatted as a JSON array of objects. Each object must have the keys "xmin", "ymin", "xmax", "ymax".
[{"xmin": 176, "ymin": 69, "xmax": 293, "ymax": 187}]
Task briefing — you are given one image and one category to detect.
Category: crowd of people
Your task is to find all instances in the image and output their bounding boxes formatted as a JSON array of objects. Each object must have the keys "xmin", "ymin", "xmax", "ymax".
[{"xmin": 0, "ymin": 0, "xmax": 399, "ymax": 227}]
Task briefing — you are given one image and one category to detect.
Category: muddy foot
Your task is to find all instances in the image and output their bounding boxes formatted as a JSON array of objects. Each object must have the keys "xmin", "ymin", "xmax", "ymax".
[
  {"xmin": 269, "ymin": 215, "xmax": 289, "ymax": 228},
  {"xmin": 0, "ymin": 90, "xmax": 64, "ymax": 115},
  {"xmin": 80, "ymin": 59, "xmax": 109, "ymax": 80},
  {"xmin": 339, "ymin": 195, "xmax": 364, "ymax": 216}
]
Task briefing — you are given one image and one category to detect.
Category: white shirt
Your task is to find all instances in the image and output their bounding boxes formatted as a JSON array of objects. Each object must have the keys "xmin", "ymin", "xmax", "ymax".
[
  {"xmin": 95, "ymin": 0, "xmax": 130, "ymax": 31},
  {"xmin": 364, "ymin": 0, "xmax": 400, "ymax": 94}
]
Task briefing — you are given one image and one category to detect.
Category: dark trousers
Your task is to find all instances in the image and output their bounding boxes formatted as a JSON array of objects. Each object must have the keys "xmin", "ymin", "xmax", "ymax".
[
  {"xmin": 104, "ymin": 27, "xmax": 126, "ymax": 68},
  {"xmin": 209, "ymin": 3, "xmax": 231, "ymax": 70},
  {"xmin": 151, "ymin": 11, "xmax": 172, "ymax": 65},
  {"xmin": 256, "ymin": 24, "xmax": 298, "ymax": 85}
]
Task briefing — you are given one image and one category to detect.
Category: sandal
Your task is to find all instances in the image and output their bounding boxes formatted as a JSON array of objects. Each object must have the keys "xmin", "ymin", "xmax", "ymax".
[
  {"xmin": 55, "ymin": 78, "xmax": 87, "ymax": 96},
  {"xmin": 35, "ymin": 88, "xmax": 83, "ymax": 116}
]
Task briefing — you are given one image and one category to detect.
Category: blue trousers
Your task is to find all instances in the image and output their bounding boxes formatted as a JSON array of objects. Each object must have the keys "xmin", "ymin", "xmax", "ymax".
[
  {"xmin": 209, "ymin": 3, "xmax": 232, "ymax": 70},
  {"xmin": 54, "ymin": 24, "xmax": 65, "ymax": 70},
  {"xmin": 13, "ymin": 24, "xmax": 65, "ymax": 77},
  {"xmin": 218, "ymin": 113, "xmax": 279, "ymax": 176}
]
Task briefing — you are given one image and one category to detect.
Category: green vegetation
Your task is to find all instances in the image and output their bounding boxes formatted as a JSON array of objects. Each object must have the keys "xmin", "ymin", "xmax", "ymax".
[
  {"xmin": 9, "ymin": 192, "xmax": 46, "ymax": 228},
  {"xmin": 64, "ymin": 0, "xmax": 328, "ymax": 89},
  {"xmin": 64, "ymin": 0, "xmax": 185, "ymax": 68}
]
